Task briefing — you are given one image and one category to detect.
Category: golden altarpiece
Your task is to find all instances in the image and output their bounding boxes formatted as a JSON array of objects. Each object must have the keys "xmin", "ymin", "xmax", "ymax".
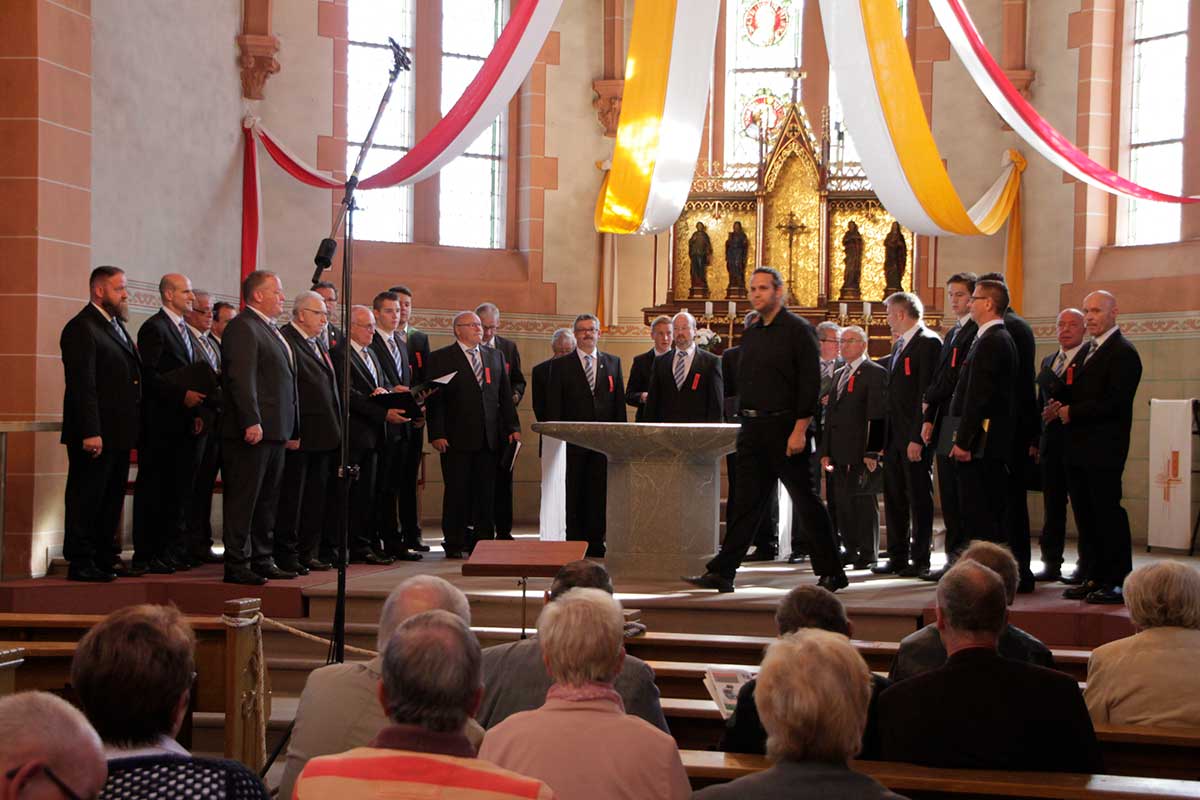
[{"xmin": 643, "ymin": 100, "xmax": 940, "ymax": 356}]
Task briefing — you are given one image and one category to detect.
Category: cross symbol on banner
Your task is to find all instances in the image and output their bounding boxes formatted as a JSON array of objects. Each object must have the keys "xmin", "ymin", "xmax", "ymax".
[{"xmin": 1154, "ymin": 450, "xmax": 1183, "ymax": 504}]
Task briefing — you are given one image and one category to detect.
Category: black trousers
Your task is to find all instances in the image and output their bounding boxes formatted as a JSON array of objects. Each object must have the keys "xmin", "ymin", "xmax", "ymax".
[
  {"xmin": 63, "ymin": 445, "xmax": 130, "ymax": 567},
  {"xmin": 1005, "ymin": 452, "xmax": 1034, "ymax": 579},
  {"xmin": 728, "ymin": 453, "xmax": 781, "ymax": 552},
  {"xmin": 936, "ymin": 453, "xmax": 968, "ymax": 559},
  {"xmin": 344, "ymin": 447, "xmax": 379, "ymax": 558},
  {"xmin": 565, "ymin": 445, "xmax": 608, "ymax": 552},
  {"xmin": 1038, "ymin": 448, "xmax": 1070, "ymax": 572},
  {"xmin": 494, "ymin": 457, "xmax": 515, "ymax": 536},
  {"xmin": 1065, "ymin": 464, "xmax": 1132, "ymax": 587},
  {"xmin": 275, "ymin": 448, "xmax": 335, "ymax": 564},
  {"xmin": 708, "ymin": 416, "xmax": 842, "ymax": 580},
  {"xmin": 830, "ymin": 464, "xmax": 879, "ymax": 564},
  {"xmin": 398, "ymin": 432, "xmax": 423, "ymax": 541},
  {"xmin": 221, "ymin": 438, "xmax": 286, "ymax": 570},
  {"xmin": 441, "ymin": 448, "xmax": 498, "ymax": 552},
  {"xmin": 372, "ymin": 437, "xmax": 406, "ymax": 554},
  {"xmin": 132, "ymin": 431, "xmax": 202, "ymax": 563},
  {"xmin": 954, "ymin": 457, "xmax": 1008, "ymax": 545},
  {"xmin": 189, "ymin": 430, "xmax": 221, "ymax": 557},
  {"xmin": 882, "ymin": 443, "xmax": 934, "ymax": 568}
]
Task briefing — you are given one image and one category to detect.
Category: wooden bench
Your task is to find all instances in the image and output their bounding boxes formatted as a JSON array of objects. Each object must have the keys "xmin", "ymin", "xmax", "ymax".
[
  {"xmin": 680, "ymin": 751, "xmax": 1200, "ymax": 797},
  {"xmin": 0, "ymin": 600, "xmax": 266, "ymax": 770}
]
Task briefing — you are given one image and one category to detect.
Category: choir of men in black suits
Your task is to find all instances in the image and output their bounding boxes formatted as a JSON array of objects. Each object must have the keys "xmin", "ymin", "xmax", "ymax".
[
  {"xmin": 624, "ymin": 315, "xmax": 672, "ymax": 423},
  {"xmin": 219, "ymin": 271, "xmax": 300, "ymax": 585},
  {"xmin": 875, "ymin": 292, "xmax": 941, "ymax": 578},
  {"xmin": 274, "ymin": 291, "xmax": 341, "ymax": 575},
  {"xmin": 819, "ymin": 326, "xmax": 886, "ymax": 569},
  {"xmin": 643, "ymin": 312, "xmax": 724, "ymax": 424},
  {"xmin": 543, "ymin": 314, "xmax": 625, "ymax": 558},
  {"xmin": 920, "ymin": 272, "xmax": 978, "ymax": 577},
  {"xmin": 1034, "ymin": 308, "xmax": 1088, "ymax": 583},
  {"xmin": 185, "ymin": 290, "xmax": 224, "ymax": 564},
  {"xmin": 477, "ymin": 303, "xmax": 526, "ymax": 540},
  {"xmin": 1053, "ymin": 291, "xmax": 1142, "ymax": 604},
  {"xmin": 426, "ymin": 311, "xmax": 521, "ymax": 558},
  {"xmin": 60, "ymin": 267, "xmax": 141, "ymax": 582}
]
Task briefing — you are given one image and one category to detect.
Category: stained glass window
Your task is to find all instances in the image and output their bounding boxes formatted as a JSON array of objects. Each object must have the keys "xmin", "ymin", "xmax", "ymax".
[
  {"xmin": 347, "ymin": 0, "xmax": 415, "ymax": 243},
  {"xmin": 1125, "ymin": 0, "xmax": 1186, "ymax": 245},
  {"xmin": 724, "ymin": 0, "xmax": 804, "ymax": 168}
]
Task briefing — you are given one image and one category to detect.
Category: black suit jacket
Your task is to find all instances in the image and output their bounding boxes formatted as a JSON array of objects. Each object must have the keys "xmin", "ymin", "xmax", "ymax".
[
  {"xmin": 60, "ymin": 304, "xmax": 142, "ymax": 450},
  {"xmin": 885, "ymin": 326, "xmax": 942, "ymax": 449},
  {"xmin": 1062, "ymin": 329, "xmax": 1142, "ymax": 469},
  {"xmin": 878, "ymin": 648, "xmax": 1101, "ymax": 773},
  {"xmin": 220, "ymin": 310, "xmax": 299, "ymax": 443},
  {"xmin": 625, "ymin": 348, "xmax": 659, "ymax": 422},
  {"xmin": 1005, "ymin": 309, "xmax": 1040, "ymax": 452},
  {"xmin": 137, "ymin": 309, "xmax": 202, "ymax": 438},
  {"xmin": 643, "ymin": 348, "xmax": 723, "ymax": 423},
  {"xmin": 545, "ymin": 350, "xmax": 625, "ymax": 423},
  {"xmin": 1036, "ymin": 344, "xmax": 1090, "ymax": 457},
  {"xmin": 489, "ymin": 335, "xmax": 526, "ymax": 405},
  {"xmin": 948, "ymin": 322, "xmax": 1017, "ymax": 458},
  {"xmin": 370, "ymin": 330, "xmax": 413, "ymax": 441},
  {"xmin": 425, "ymin": 343, "xmax": 520, "ymax": 452},
  {"xmin": 922, "ymin": 318, "xmax": 978, "ymax": 433},
  {"xmin": 330, "ymin": 341, "xmax": 389, "ymax": 452},
  {"xmin": 531, "ymin": 358, "xmax": 556, "ymax": 422},
  {"xmin": 323, "ymin": 322, "xmax": 343, "ymax": 351},
  {"xmin": 821, "ymin": 359, "xmax": 887, "ymax": 465},
  {"xmin": 720, "ymin": 346, "xmax": 741, "ymax": 420},
  {"xmin": 281, "ymin": 323, "xmax": 341, "ymax": 452},
  {"xmin": 404, "ymin": 327, "xmax": 432, "ymax": 383}
]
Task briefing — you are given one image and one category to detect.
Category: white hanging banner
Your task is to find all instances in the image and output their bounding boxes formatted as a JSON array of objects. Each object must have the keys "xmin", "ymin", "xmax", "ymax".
[
  {"xmin": 1148, "ymin": 399, "xmax": 1194, "ymax": 550},
  {"xmin": 539, "ymin": 436, "xmax": 568, "ymax": 541}
]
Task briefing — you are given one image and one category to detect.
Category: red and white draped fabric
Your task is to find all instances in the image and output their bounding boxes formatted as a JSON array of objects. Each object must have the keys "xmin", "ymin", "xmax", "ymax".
[{"xmin": 241, "ymin": 0, "xmax": 562, "ymax": 277}]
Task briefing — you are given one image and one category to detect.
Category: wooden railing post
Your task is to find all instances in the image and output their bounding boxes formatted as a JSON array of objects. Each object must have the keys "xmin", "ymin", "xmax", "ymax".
[
  {"xmin": 223, "ymin": 598, "xmax": 266, "ymax": 772},
  {"xmin": 0, "ymin": 646, "xmax": 24, "ymax": 697}
]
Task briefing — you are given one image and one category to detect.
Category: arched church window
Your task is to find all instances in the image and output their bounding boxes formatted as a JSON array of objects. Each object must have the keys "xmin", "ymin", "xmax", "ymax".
[
  {"xmin": 1124, "ymin": 0, "xmax": 1187, "ymax": 245},
  {"xmin": 346, "ymin": 0, "xmax": 508, "ymax": 248}
]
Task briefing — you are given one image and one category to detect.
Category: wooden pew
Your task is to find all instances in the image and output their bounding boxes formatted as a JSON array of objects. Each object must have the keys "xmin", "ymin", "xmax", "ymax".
[
  {"xmin": 0, "ymin": 646, "xmax": 23, "ymax": 696},
  {"xmin": 680, "ymin": 750, "xmax": 1200, "ymax": 797}
]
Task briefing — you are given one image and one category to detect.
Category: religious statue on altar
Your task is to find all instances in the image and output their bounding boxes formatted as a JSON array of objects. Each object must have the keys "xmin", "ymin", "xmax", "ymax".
[
  {"xmin": 689, "ymin": 222, "xmax": 713, "ymax": 297},
  {"xmin": 839, "ymin": 220, "xmax": 864, "ymax": 300},
  {"xmin": 725, "ymin": 221, "xmax": 749, "ymax": 298},
  {"xmin": 885, "ymin": 220, "xmax": 908, "ymax": 295}
]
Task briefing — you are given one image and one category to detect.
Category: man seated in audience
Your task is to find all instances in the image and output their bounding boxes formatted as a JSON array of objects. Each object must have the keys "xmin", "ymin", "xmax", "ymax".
[
  {"xmin": 281, "ymin": 575, "xmax": 484, "ymax": 800},
  {"xmin": 477, "ymin": 560, "xmax": 668, "ymax": 731},
  {"xmin": 480, "ymin": 588, "xmax": 690, "ymax": 800},
  {"xmin": 71, "ymin": 604, "xmax": 199, "ymax": 759},
  {"xmin": 0, "ymin": 691, "xmax": 107, "ymax": 799},
  {"xmin": 889, "ymin": 541, "xmax": 1053, "ymax": 682},
  {"xmin": 294, "ymin": 610, "xmax": 555, "ymax": 799},
  {"xmin": 1085, "ymin": 560, "xmax": 1200, "ymax": 727},
  {"xmin": 695, "ymin": 630, "xmax": 904, "ymax": 800},
  {"xmin": 722, "ymin": 585, "xmax": 889, "ymax": 759},
  {"xmin": 878, "ymin": 561, "xmax": 1101, "ymax": 772}
]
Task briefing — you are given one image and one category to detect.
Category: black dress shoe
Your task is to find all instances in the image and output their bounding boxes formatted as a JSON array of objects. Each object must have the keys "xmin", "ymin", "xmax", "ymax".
[
  {"xmin": 166, "ymin": 554, "xmax": 193, "ymax": 572},
  {"xmin": 302, "ymin": 559, "xmax": 333, "ymax": 571},
  {"xmin": 496, "ymin": 532, "xmax": 515, "ymax": 541},
  {"xmin": 225, "ymin": 567, "xmax": 268, "ymax": 586},
  {"xmin": 1060, "ymin": 571, "xmax": 1085, "ymax": 586},
  {"xmin": 787, "ymin": 553, "xmax": 807, "ymax": 564},
  {"xmin": 897, "ymin": 565, "xmax": 924, "ymax": 578},
  {"xmin": 871, "ymin": 561, "xmax": 906, "ymax": 575},
  {"xmin": 109, "ymin": 560, "xmax": 135, "ymax": 578},
  {"xmin": 194, "ymin": 550, "xmax": 224, "ymax": 564},
  {"xmin": 682, "ymin": 573, "xmax": 735, "ymax": 593},
  {"xmin": 276, "ymin": 560, "xmax": 309, "ymax": 576},
  {"xmin": 1017, "ymin": 574, "xmax": 1036, "ymax": 594},
  {"xmin": 67, "ymin": 564, "xmax": 116, "ymax": 583},
  {"xmin": 135, "ymin": 558, "xmax": 175, "ymax": 575},
  {"xmin": 744, "ymin": 548, "xmax": 777, "ymax": 562},
  {"xmin": 918, "ymin": 568, "xmax": 945, "ymax": 582},
  {"xmin": 1033, "ymin": 568, "xmax": 1063, "ymax": 582},
  {"xmin": 408, "ymin": 540, "xmax": 431, "ymax": 552},
  {"xmin": 1086, "ymin": 585, "xmax": 1124, "ymax": 605},
  {"xmin": 443, "ymin": 549, "xmax": 466, "ymax": 559},
  {"xmin": 1063, "ymin": 580, "xmax": 1099, "ymax": 600},
  {"xmin": 387, "ymin": 550, "xmax": 424, "ymax": 562},
  {"xmin": 852, "ymin": 560, "xmax": 876, "ymax": 571},
  {"xmin": 121, "ymin": 561, "xmax": 148, "ymax": 577},
  {"xmin": 254, "ymin": 564, "xmax": 297, "ymax": 580},
  {"xmin": 817, "ymin": 573, "xmax": 850, "ymax": 592}
]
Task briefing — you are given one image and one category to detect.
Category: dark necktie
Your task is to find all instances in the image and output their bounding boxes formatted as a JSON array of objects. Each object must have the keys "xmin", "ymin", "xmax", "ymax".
[
  {"xmin": 584, "ymin": 354, "xmax": 596, "ymax": 392},
  {"xmin": 469, "ymin": 348, "xmax": 484, "ymax": 386},
  {"xmin": 1052, "ymin": 350, "xmax": 1068, "ymax": 377},
  {"xmin": 674, "ymin": 350, "xmax": 687, "ymax": 389},
  {"xmin": 836, "ymin": 366, "xmax": 852, "ymax": 398},
  {"xmin": 889, "ymin": 338, "xmax": 903, "ymax": 371}
]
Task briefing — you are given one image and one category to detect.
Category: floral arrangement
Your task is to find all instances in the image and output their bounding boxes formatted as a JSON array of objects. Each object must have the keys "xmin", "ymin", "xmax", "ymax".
[{"xmin": 695, "ymin": 327, "xmax": 722, "ymax": 352}]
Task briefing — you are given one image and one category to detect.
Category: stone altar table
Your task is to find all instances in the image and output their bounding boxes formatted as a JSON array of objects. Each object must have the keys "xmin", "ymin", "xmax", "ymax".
[{"xmin": 531, "ymin": 422, "xmax": 740, "ymax": 581}]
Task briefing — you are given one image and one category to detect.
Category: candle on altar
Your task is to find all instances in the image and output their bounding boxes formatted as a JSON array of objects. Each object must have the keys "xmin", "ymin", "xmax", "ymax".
[
  {"xmin": 839, "ymin": 302, "xmax": 848, "ymax": 319},
  {"xmin": 704, "ymin": 301, "xmax": 713, "ymax": 317},
  {"xmin": 728, "ymin": 301, "xmax": 736, "ymax": 317},
  {"xmin": 863, "ymin": 302, "xmax": 872, "ymax": 320}
]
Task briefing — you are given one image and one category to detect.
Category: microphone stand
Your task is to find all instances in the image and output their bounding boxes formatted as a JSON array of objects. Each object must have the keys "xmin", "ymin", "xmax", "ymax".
[{"xmin": 311, "ymin": 37, "xmax": 411, "ymax": 666}]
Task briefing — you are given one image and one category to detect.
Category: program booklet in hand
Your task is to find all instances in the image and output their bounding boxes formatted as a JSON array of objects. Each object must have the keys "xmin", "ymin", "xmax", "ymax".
[{"xmin": 703, "ymin": 667, "xmax": 754, "ymax": 720}]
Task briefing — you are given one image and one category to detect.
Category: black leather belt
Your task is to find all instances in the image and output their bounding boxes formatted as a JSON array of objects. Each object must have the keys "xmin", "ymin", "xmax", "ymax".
[{"xmin": 739, "ymin": 409, "xmax": 793, "ymax": 418}]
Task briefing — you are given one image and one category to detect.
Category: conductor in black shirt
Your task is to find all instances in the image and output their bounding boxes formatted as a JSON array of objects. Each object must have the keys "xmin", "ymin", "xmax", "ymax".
[
  {"xmin": 625, "ymin": 315, "xmax": 673, "ymax": 423},
  {"xmin": 685, "ymin": 267, "xmax": 848, "ymax": 593}
]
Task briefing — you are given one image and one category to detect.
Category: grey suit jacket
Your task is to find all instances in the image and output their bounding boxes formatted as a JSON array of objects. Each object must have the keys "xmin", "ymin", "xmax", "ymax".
[
  {"xmin": 478, "ymin": 636, "xmax": 669, "ymax": 733},
  {"xmin": 888, "ymin": 622, "xmax": 1054, "ymax": 683},
  {"xmin": 692, "ymin": 760, "xmax": 906, "ymax": 800}
]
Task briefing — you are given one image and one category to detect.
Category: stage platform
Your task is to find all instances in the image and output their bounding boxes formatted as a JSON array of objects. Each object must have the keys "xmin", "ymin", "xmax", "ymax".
[{"xmin": 1, "ymin": 528, "xmax": 1189, "ymax": 650}]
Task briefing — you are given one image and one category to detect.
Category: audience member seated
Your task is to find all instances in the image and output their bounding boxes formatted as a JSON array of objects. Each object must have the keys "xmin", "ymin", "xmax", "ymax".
[
  {"xmin": 695, "ymin": 630, "xmax": 906, "ymax": 800},
  {"xmin": 0, "ymin": 691, "xmax": 107, "ymax": 799},
  {"xmin": 294, "ymin": 610, "xmax": 555, "ymax": 799},
  {"xmin": 889, "ymin": 541, "xmax": 1053, "ymax": 682},
  {"xmin": 722, "ymin": 585, "xmax": 889, "ymax": 759},
  {"xmin": 1085, "ymin": 560, "xmax": 1200, "ymax": 727},
  {"xmin": 479, "ymin": 588, "xmax": 690, "ymax": 800},
  {"xmin": 878, "ymin": 561, "xmax": 1101, "ymax": 772},
  {"xmin": 71, "ymin": 604, "xmax": 198, "ymax": 759},
  {"xmin": 478, "ymin": 560, "xmax": 668, "ymax": 731},
  {"xmin": 281, "ymin": 575, "xmax": 485, "ymax": 800}
]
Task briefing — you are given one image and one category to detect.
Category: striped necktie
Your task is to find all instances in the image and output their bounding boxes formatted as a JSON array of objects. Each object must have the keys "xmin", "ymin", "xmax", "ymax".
[
  {"xmin": 836, "ymin": 366, "xmax": 852, "ymax": 398},
  {"xmin": 196, "ymin": 332, "xmax": 217, "ymax": 370},
  {"xmin": 584, "ymin": 353, "xmax": 596, "ymax": 392},
  {"xmin": 362, "ymin": 349, "xmax": 378, "ymax": 386},
  {"xmin": 1052, "ymin": 350, "xmax": 1068, "ymax": 376},
  {"xmin": 178, "ymin": 320, "xmax": 194, "ymax": 361},
  {"xmin": 469, "ymin": 348, "xmax": 484, "ymax": 386},
  {"xmin": 673, "ymin": 350, "xmax": 687, "ymax": 389},
  {"xmin": 889, "ymin": 337, "xmax": 903, "ymax": 371}
]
